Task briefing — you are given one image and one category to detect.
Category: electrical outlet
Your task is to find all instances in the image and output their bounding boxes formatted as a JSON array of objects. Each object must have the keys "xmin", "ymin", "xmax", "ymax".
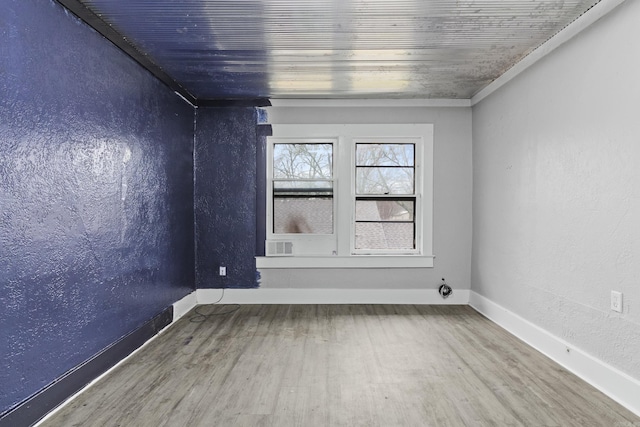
[
  {"xmin": 219, "ymin": 266, "xmax": 227, "ymax": 277},
  {"xmin": 611, "ymin": 291, "xmax": 623, "ymax": 313}
]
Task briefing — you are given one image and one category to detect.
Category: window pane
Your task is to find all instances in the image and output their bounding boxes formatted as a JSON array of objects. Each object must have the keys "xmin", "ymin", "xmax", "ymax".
[
  {"xmin": 356, "ymin": 144, "xmax": 414, "ymax": 167},
  {"xmin": 356, "ymin": 167, "xmax": 414, "ymax": 195},
  {"xmin": 273, "ymin": 197, "xmax": 333, "ymax": 234},
  {"xmin": 356, "ymin": 200, "xmax": 414, "ymax": 222},
  {"xmin": 355, "ymin": 222, "xmax": 415, "ymax": 250},
  {"xmin": 273, "ymin": 144, "xmax": 332, "ymax": 179}
]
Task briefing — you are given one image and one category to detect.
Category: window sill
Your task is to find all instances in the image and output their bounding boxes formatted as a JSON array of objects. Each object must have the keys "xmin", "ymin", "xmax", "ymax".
[{"xmin": 255, "ymin": 255, "xmax": 434, "ymax": 269}]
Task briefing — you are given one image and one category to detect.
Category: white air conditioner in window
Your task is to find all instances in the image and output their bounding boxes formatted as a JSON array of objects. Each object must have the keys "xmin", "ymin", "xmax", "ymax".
[{"xmin": 265, "ymin": 240, "xmax": 294, "ymax": 256}]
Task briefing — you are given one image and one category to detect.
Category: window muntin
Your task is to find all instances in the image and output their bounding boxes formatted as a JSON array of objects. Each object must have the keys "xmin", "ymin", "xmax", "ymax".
[
  {"xmin": 354, "ymin": 143, "xmax": 417, "ymax": 252},
  {"xmin": 271, "ymin": 142, "xmax": 334, "ymax": 235}
]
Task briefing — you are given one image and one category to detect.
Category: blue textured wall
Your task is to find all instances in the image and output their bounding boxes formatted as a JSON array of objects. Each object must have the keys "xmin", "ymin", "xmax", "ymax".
[
  {"xmin": 195, "ymin": 108, "xmax": 262, "ymax": 288},
  {"xmin": 0, "ymin": 0, "xmax": 195, "ymax": 414}
]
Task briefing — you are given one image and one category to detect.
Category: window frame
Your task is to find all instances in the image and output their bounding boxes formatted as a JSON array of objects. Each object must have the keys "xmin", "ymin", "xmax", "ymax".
[
  {"xmin": 266, "ymin": 137, "xmax": 338, "ymax": 254},
  {"xmin": 260, "ymin": 123, "xmax": 434, "ymax": 268}
]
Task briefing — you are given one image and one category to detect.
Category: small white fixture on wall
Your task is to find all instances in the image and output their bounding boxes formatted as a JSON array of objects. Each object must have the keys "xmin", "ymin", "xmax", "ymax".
[{"xmin": 611, "ymin": 291, "xmax": 623, "ymax": 313}]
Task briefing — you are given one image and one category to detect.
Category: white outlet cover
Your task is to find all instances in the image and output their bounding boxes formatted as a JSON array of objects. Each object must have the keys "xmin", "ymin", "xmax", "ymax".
[{"xmin": 611, "ymin": 291, "xmax": 623, "ymax": 313}]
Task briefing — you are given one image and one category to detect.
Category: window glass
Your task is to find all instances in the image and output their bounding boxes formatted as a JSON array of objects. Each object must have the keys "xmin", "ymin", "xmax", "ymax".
[
  {"xmin": 355, "ymin": 167, "xmax": 414, "ymax": 195},
  {"xmin": 355, "ymin": 199, "xmax": 414, "ymax": 222},
  {"xmin": 273, "ymin": 143, "xmax": 332, "ymax": 179},
  {"xmin": 355, "ymin": 223, "xmax": 415, "ymax": 250},
  {"xmin": 272, "ymin": 143, "xmax": 333, "ymax": 234},
  {"xmin": 273, "ymin": 197, "xmax": 333, "ymax": 234},
  {"xmin": 355, "ymin": 143, "xmax": 416, "ymax": 251},
  {"xmin": 356, "ymin": 143, "xmax": 414, "ymax": 167},
  {"xmin": 356, "ymin": 144, "xmax": 414, "ymax": 195}
]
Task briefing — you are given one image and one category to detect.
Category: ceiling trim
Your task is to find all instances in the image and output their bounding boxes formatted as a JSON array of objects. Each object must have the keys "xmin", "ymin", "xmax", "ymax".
[
  {"xmin": 471, "ymin": 0, "xmax": 628, "ymax": 106},
  {"xmin": 269, "ymin": 99, "xmax": 471, "ymax": 108},
  {"xmin": 55, "ymin": 0, "xmax": 198, "ymax": 106}
]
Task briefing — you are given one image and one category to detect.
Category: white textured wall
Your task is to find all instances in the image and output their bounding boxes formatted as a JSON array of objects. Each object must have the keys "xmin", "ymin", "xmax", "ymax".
[
  {"xmin": 472, "ymin": 1, "xmax": 640, "ymax": 378},
  {"xmin": 260, "ymin": 104, "xmax": 473, "ymax": 290}
]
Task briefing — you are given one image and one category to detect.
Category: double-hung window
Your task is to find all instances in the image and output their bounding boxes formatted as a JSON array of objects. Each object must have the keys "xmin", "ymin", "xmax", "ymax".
[
  {"xmin": 354, "ymin": 140, "xmax": 420, "ymax": 254},
  {"xmin": 266, "ymin": 139, "xmax": 337, "ymax": 256},
  {"xmin": 262, "ymin": 124, "xmax": 433, "ymax": 268}
]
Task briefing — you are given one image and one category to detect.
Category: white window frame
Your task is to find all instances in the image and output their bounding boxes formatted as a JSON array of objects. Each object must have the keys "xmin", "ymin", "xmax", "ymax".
[
  {"xmin": 259, "ymin": 124, "xmax": 434, "ymax": 268},
  {"xmin": 266, "ymin": 137, "xmax": 338, "ymax": 256}
]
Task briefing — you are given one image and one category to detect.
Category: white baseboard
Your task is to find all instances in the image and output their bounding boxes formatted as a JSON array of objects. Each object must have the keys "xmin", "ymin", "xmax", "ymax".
[
  {"xmin": 197, "ymin": 288, "xmax": 470, "ymax": 305},
  {"xmin": 172, "ymin": 291, "xmax": 198, "ymax": 321},
  {"xmin": 469, "ymin": 291, "xmax": 640, "ymax": 417}
]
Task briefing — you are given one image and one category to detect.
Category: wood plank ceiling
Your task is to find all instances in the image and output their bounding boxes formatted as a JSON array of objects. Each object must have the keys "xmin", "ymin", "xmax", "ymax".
[{"xmin": 75, "ymin": 0, "xmax": 601, "ymax": 101}]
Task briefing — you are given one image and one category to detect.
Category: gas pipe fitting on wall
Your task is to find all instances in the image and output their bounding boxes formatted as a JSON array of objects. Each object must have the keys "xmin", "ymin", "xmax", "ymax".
[{"xmin": 439, "ymin": 278, "xmax": 453, "ymax": 299}]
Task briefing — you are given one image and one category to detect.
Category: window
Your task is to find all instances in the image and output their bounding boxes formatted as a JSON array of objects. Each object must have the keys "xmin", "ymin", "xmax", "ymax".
[
  {"xmin": 266, "ymin": 138, "xmax": 338, "ymax": 257},
  {"xmin": 354, "ymin": 142, "xmax": 419, "ymax": 253},
  {"xmin": 272, "ymin": 141, "xmax": 334, "ymax": 234},
  {"xmin": 262, "ymin": 124, "xmax": 433, "ymax": 268}
]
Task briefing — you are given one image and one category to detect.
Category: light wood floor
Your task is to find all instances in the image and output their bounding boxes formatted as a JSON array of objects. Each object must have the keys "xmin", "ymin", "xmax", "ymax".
[{"xmin": 42, "ymin": 305, "xmax": 639, "ymax": 426}]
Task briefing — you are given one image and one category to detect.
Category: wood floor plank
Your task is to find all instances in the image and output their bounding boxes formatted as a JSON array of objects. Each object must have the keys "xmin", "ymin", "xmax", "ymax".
[{"xmin": 41, "ymin": 304, "xmax": 639, "ymax": 427}]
